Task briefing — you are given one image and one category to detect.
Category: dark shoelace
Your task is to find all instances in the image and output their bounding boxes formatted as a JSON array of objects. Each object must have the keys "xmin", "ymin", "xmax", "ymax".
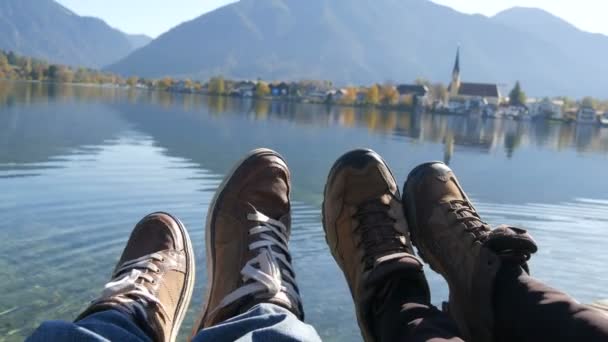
[
  {"xmin": 449, "ymin": 199, "xmax": 492, "ymax": 241},
  {"xmin": 353, "ymin": 195, "xmax": 408, "ymax": 268}
]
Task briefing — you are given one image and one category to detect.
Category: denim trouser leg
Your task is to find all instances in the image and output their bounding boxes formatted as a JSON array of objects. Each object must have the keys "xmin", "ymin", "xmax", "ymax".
[
  {"xmin": 26, "ymin": 310, "xmax": 151, "ymax": 342},
  {"xmin": 27, "ymin": 304, "xmax": 321, "ymax": 342},
  {"xmin": 192, "ymin": 303, "xmax": 322, "ymax": 342}
]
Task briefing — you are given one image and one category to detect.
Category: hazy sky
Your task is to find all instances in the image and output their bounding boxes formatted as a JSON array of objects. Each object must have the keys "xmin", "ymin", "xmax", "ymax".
[{"xmin": 56, "ymin": 0, "xmax": 607, "ymax": 38}]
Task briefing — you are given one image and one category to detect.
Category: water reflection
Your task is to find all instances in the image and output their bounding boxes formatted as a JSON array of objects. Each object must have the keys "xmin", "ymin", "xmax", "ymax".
[
  {"xmin": 2, "ymin": 82, "xmax": 608, "ymax": 342},
  {"xmin": 2, "ymin": 81, "xmax": 608, "ymax": 159}
]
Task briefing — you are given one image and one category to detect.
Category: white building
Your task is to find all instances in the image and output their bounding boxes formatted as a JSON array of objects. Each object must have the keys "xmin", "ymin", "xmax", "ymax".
[{"xmin": 527, "ymin": 98, "xmax": 564, "ymax": 120}]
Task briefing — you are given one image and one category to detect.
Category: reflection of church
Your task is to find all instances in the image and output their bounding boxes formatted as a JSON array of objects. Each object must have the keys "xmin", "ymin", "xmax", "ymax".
[{"xmin": 448, "ymin": 48, "xmax": 501, "ymax": 108}]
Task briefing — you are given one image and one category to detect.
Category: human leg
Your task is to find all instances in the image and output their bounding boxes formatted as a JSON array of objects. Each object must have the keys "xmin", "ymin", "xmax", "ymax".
[
  {"xmin": 190, "ymin": 148, "xmax": 320, "ymax": 341},
  {"xmin": 27, "ymin": 310, "xmax": 150, "ymax": 342},
  {"xmin": 26, "ymin": 212, "xmax": 196, "ymax": 342},
  {"xmin": 493, "ymin": 263, "xmax": 608, "ymax": 342},
  {"xmin": 192, "ymin": 303, "xmax": 320, "ymax": 342},
  {"xmin": 403, "ymin": 162, "xmax": 608, "ymax": 342},
  {"xmin": 323, "ymin": 149, "xmax": 463, "ymax": 342}
]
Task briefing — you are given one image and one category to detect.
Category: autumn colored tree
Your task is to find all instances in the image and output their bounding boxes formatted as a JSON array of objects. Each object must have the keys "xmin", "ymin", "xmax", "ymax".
[
  {"xmin": 341, "ymin": 87, "xmax": 357, "ymax": 104},
  {"xmin": 208, "ymin": 76, "xmax": 225, "ymax": 95},
  {"xmin": 159, "ymin": 77, "xmax": 174, "ymax": 89},
  {"xmin": 256, "ymin": 81, "xmax": 270, "ymax": 98},
  {"xmin": 380, "ymin": 84, "xmax": 399, "ymax": 105},
  {"xmin": 184, "ymin": 79, "xmax": 193, "ymax": 89},
  {"xmin": 126, "ymin": 76, "xmax": 138, "ymax": 87},
  {"xmin": 366, "ymin": 85, "xmax": 380, "ymax": 105}
]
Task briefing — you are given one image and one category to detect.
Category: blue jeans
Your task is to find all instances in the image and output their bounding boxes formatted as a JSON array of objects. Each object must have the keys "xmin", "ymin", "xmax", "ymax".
[{"xmin": 26, "ymin": 303, "xmax": 321, "ymax": 342}]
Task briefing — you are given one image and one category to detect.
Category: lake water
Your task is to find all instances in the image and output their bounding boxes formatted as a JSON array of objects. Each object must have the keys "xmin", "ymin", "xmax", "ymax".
[{"xmin": 1, "ymin": 81, "xmax": 608, "ymax": 341}]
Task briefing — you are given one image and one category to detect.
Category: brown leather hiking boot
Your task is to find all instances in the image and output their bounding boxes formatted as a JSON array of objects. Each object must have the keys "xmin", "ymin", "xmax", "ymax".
[
  {"xmin": 76, "ymin": 212, "xmax": 195, "ymax": 342},
  {"xmin": 323, "ymin": 149, "xmax": 429, "ymax": 342},
  {"xmin": 403, "ymin": 162, "xmax": 538, "ymax": 342},
  {"xmin": 192, "ymin": 148, "xmax": 303, "ymax": 333}
]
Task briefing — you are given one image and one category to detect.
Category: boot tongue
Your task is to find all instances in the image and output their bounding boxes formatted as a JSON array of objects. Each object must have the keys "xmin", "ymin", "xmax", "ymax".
[{"xmin": 483, "ymin": 225, "xmax": 538, "ymax": 258}]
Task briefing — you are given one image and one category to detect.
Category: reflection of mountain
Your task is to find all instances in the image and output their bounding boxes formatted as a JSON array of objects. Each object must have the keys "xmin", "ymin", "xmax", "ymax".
[{"xmin": 0, "ymin": 83, "xmax": 129, "ymax": 171}]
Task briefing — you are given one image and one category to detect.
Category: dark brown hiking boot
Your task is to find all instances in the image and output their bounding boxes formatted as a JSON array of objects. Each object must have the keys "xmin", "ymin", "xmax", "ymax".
[
  {"xmin": 403, "ymin": 162, "xmax": 538, "ymax": 342},
  {"xmin": 192, "ymin": 148, "xmax": 303, "ymax": 333},
  {"xmin": 76, "ymin": 212, "xmax": 195, "ymax": 342},
  {"xmin": 323, "ymin": 149, "xmax": 429, "ymax": 342}
]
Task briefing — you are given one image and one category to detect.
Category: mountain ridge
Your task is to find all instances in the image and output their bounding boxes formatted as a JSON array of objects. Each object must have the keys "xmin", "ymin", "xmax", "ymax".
[{"xmin": 0, "ymin": 0, "xmax": 151, "ymax": 68}]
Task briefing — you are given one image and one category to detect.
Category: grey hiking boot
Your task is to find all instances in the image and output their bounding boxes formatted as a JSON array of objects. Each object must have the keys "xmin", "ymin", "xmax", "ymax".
[
  {"xmin": 403, "ymin": 162, "xmax": 538, "ymax": 342},
  {"xmin": 323, "ymin": 149, "xmax": 430, "ymax": 342}
]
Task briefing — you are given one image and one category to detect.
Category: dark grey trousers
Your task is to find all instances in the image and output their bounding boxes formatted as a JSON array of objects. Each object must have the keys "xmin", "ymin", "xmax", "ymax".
[{"xmin": 372, "ymin": 265, "xmax": 608, "ymax": 342}]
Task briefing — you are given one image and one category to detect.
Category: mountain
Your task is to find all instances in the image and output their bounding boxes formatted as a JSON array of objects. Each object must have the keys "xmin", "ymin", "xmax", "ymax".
[
  {"xmin": 0, "ymin": 0, "xmax": 149, "ymax": 68},
  {"xmin": 126, "ymin": 34, "xmax": 153, "ymax": 50},
  {"xmin": 108, "ymin": 0, "xmax": 608, "ymax": 97}
]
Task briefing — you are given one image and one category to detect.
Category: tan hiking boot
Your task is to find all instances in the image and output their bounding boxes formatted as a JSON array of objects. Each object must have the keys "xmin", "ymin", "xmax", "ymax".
[
  {"xmin": 323, "ymin": 149, "xmax": 429, "ymax": 342},
  {"xmin": 192, "ymin": 148, "xmax": 303, "ymax": 333},
  {"xmin": 403, "ymin": 162, "xmax": 538, "ymax": 342},
  {"xmin": 76, "ymin": 212, "xmax": 195, "ymax": 342}
]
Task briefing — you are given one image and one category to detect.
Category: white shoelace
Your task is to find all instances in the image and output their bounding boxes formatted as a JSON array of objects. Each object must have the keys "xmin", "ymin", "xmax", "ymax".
[
  {"xmin": 95, "ymin": 253, "xmax": 168, "ymax": 318},
  {"xmin": 211, "ymin": 209, "xmax": 301, "ymax": 316}
]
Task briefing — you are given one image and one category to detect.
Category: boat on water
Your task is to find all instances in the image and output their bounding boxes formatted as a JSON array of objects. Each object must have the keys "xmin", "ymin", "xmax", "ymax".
[{"xmin": 600, "ymin": 113, "xmax": 608, "ymax": 126}]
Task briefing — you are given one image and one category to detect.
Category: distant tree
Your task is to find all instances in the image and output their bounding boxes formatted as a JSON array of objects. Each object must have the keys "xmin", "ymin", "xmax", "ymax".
[
  {"xmin": 581, "ymin": 96, "xmax": 598, "ymax": 109},
  {"xmin": 6, "ymin": 51, "xmax": 17, "ymax": 65},
  {"xmin": 31, "ymin": 65, "xmax": 45, "ymax": 81},
  {"xmin": 184, "ymin": 79, "xmax": 193, "ymax": 89},
  {"xmin": 557, "ymin": 96, "xmax": 576, "ymax": 110},
  {"xmin": 126, "ymin": 76, "xmax": 138, "ymax": 87},
  {"xmin": 208, "ymin": 76, "xmax": 225, "ymax": 95},
  {"xmin": 366, "ymin": 84, "xmax": 380, "ymax": 105},
  {"xmin": 0, "ymin": 53, "xmax": 9, "ymax": 72},
  {"xmin": 400, "ymin": 94, "xmax": 414, "ymax": 108},
  {"xmin": 15, "ymin": 57, "xmax": 32, "ymax": 78},
  {"xmin": 59, "ymin": 68, "xmax": 74, "ymax": 83},
  {"xmin": 341, "ymin": 87, "xmax": 357, "ymax": 104},
  {"xmin": 379, "ymin": 84, "xmax": 398, "ymax": 105},
  {"xmin": 256, "ymin": 82, "xmax": 270, "ymax": 98},
  {"xmin": 193, "ymin": 82, "xmax": 202, "ymax": 92},
  {"xmin": 159, "ymin": 77, "xmax": 174, "ymax": 89},
  {"xmin": 509, "ymin": 81, "xmax": 526, "ymax": 106},
  {"xmin": 47, "ymin": 65, "xmax": 60, "ymax": 80}
]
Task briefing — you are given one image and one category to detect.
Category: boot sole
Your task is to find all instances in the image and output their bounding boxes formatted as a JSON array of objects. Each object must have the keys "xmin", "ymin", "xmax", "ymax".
[
  {"xmin": 192, "ymin": 148, "xmax": 288, "ymax": 336},
  {"xmin": 146, "ymin": 212, "xmax": 195, "ymax": 342}
]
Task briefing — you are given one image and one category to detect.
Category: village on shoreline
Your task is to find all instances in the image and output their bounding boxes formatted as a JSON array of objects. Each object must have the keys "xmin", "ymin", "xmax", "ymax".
[{"xmin": 2, "ymin": 48, "xmax": 608, "ymax": 126}]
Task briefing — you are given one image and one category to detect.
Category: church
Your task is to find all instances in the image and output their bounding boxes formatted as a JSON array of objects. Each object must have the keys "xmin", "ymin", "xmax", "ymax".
[{"xmin": 447, "ymin": 48, "xmax": 501, "ymax": 108}]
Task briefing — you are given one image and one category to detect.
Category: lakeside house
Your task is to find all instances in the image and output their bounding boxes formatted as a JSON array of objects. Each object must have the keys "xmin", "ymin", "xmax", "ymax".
[
  {"xmin": 233, "ymin": 81, "xmax": 256, "ymax": 97},
  {"xmin": 397, "ymin": 84, "xmax": 429, "ymax": 107},
  {"xmin": 270, "ymin": 82, "xmax": 289, "ymax": 97},
  {"xmin": 527, "ymin": 98, "xmax": 564, "ymax": 120},
  {"xmin": 447, "ymin": 48, "xmax": 501, "ymax": 112},
  {"xmin": 327, "ymin": 88, "xmax": 348, "ymax": 102},
  {"xmin": 577, "ymin": 107, "xmax": 600, "ymax": 124},
  {"xmin": 356, "ymin": 90, "xmax": 367, "ymax": 104}
]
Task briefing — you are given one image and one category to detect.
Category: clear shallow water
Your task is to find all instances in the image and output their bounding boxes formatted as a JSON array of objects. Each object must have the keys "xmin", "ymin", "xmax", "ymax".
[{"xmin": 1, "ymin": 81, "xmax": 608, "ymax": 341}]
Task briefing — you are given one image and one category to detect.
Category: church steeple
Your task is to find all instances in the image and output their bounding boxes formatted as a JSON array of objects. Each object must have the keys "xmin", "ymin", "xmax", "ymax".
[
  {"xmin": 450, "ymin": 46, "xmax": 461, "ymax": 97},
  {"xmin": 453, "ymin": 46, "xmax": 460, "ymax": 77}
]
